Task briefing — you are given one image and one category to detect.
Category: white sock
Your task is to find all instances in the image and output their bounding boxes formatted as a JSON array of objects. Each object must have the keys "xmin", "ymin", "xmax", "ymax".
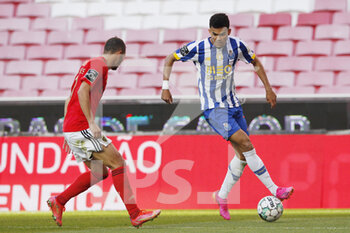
[
  {"xmin": 218, "ymin": 156, "xmax": 247, "ymax": 199},
  {"xmin": 243, "ymin": 149, "xmax": 278, "ymax": 195}
]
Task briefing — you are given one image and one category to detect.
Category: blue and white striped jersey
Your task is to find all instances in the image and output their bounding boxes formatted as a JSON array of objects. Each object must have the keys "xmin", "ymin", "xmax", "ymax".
[{"xmin": 173, "ymin": 36, "xmax": 255, "ymax": 110}]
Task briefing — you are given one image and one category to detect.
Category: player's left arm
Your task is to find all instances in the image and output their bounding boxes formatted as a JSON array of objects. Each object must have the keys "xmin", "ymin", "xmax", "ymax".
[
  {"xmin": 251, "ymin": 57, "xmax": 276, "ymax": 108},
  {"xmin": 78, "ymin": 82, "xmax": 101, "ymax": 139}
]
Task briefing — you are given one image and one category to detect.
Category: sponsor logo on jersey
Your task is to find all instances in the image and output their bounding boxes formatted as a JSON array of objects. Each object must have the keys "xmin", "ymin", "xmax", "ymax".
[
  {"xmin": 180, "ymin": 45, "xmax": 190, "ymax": 56},
  {"xmin": 85, "ymin": 69, "xmax": 99, "ymax": 83}
]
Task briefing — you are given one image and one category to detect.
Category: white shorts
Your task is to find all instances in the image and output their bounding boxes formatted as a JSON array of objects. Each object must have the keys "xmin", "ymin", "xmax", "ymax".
[{"xmin": 63, "ymin": 128, "xmax": 112, "ymax": 163}]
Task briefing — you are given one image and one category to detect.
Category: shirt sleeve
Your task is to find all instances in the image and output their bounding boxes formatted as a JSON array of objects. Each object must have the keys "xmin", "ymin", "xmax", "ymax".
[
  {"xmin": 81, "ymin": 60, "xmax": 102, "ymax": 86},
  {"xmin": 238, "ymin": 39, "xmax": 256, "ymax": 64},
  {"xmin": 173, "ymin": 41, "xmax": 198, "ymax": 62}
]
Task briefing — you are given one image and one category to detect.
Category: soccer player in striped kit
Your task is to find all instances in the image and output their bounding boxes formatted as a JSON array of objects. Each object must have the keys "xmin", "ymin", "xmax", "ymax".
[
  {"xmin": 161, "ymin": 13, "xmax": 294, "ymax": 220},
  {"xmin": 47, "ymin": 37, "xmax": 160, "ymax": 228}
]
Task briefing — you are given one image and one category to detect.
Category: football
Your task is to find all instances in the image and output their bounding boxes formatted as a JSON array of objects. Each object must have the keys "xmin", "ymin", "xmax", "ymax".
[{"xmin": 257, "ymin": 196, "xmax": 283, "ymax": 222}]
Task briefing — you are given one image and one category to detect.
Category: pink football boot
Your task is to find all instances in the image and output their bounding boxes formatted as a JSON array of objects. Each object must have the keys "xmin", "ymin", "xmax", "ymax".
[
  {"xmin": 276, "ymin": 186, "xmax": 294, "ymax": 201},
  {"xmin": 213, "ymin": 191, "xmax": 230, "ymax": 220}
]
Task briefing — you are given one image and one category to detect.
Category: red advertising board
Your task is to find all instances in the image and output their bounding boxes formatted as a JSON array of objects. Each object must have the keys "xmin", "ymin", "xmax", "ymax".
[{"xmin": 0, "ymin": 134, "xmax": 349, "ymax": 211}]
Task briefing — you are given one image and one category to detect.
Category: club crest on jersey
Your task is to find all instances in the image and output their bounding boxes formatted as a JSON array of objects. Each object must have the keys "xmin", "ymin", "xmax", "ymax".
[
  {"xmin": 180, "ymin": 45, "xmax": 190, "ymax": 56},
  {"xmin": 85, "ymin": 69, "xmax": 99, "ymax": 83},
  {"xmin": 223, "ymin": 122, "xmax": 231, "ymax": 131}
]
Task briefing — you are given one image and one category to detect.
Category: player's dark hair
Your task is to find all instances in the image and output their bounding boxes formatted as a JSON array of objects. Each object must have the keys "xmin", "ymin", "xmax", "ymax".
[
  {"xmin": 209, "ymin": 13, "xmax": 230, "ymax": 28},
  {"xmin": 103, "ymin": 37, "xmax": 126, "ymax": 54}
]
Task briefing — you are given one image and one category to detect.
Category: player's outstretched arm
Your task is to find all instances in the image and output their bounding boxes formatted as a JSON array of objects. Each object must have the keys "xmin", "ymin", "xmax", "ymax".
[
  {"xmin": 251, "ymin": 57, "xmax": 277, "ymax": 108},
  {"xmin": 161, "ymin": 53, "xmax": 177, "ymax": 104}
]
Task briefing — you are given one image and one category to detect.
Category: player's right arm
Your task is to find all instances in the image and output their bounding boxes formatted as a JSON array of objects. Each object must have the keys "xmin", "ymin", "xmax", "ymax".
[
  {"xmin": 77, "ymin": 82, "xmax": 101, "ymax": 138},
  {"xmin": 161, "ymin": 41, "xmax": 198, "ymax": 104},
  {"xmin": 161, "ymin": 53, "xmax": 177, "ymax": 104}
]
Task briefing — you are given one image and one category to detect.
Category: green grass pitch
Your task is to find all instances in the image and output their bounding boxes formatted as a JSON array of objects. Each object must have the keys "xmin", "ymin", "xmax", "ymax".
[{"xmin": 0, "ymin": 209, "xmax": 349, "ymax": 233}]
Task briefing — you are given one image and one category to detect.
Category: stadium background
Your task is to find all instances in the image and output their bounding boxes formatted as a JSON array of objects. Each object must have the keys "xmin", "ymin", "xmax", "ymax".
[{"xmin": 0, "ymin": 0, "xmax": 350, "ymax": 212}]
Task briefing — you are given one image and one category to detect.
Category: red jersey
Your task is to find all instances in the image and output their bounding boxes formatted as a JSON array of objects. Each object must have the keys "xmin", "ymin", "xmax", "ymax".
[{"xmin": 63, "ymin": 57, "xmax": 108, "ymax": 132}]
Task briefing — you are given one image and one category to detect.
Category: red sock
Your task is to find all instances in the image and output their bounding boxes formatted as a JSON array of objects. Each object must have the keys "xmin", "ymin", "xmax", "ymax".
[
  {"xmin": 57, "ymin": 171, "xmax": 108, "ymax": 206},
  {"xmin": 111, "ymin": 166, "xmax": 140, "ymax": 219}
]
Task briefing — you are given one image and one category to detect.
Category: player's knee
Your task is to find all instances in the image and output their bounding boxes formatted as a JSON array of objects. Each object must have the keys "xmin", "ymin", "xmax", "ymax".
[{"xmin": 240, "ymin": 139, "xmax": 254, "ymax": 152}]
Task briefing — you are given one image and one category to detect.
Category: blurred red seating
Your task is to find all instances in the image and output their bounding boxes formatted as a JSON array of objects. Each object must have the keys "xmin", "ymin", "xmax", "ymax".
[
  {"xmin": 6, "ymin": 60, "xmax": 43, "ymax": 75},
  {"xmin": 103, "ymin": 88, "xmax": 118, "ymax": 96},
  {"xmin": 171, "ymin": 87, "xmax": 198, "ymax": 95},
  {"xmin": 234, "ymin": 72, "xmax": 255, "ymax": 88},
  {"xmin": 140, "ymin": 43, "xmax": 178, "ymax": 58},
  {"xmin": 0, "ymin": 4, "xmax": 14, "ymax": 18},
  {"xmin": 334, "ymin": 40, "xmax": 350, "ymax": 55},
  {"xmin": 315, "ymin": 25, "xmax": 350, "ymax": 40},
  {"xmin": 59, "ymin": 75, "xmax": 74, "ymax": 89},
  {"xmin": 32, "ymin": 18, "xmax": 68, "ymax": 31},
  {"xmin": 10, "ymin": 31, "xmax": 46, "ymax": 45},
  {"xmin": 333, "ymin": 12, "xmax": 350, "ymax": 25},
  {"xmin": 276, "ymin": 57, "xmax": 313, "ymax": 72},
  {"xmin": 278, "ymin": 87, "xmax": 316, "ymax": 94},
  {"xmin": 318, "ymin": 86, "xmax": 350, "ymax": 94},
  {"xmin": 0, "ymin": 18, "xmax": 30, "ymax": 31},
  {"xmin": 259, "ymin": 13, "xmax": 292, "ymax": 27},
  {"xmin": 315, "ymin": 57, "xmax": 350, "ymax": 71},
  {"xmin": 314, "ymin": 0, "xmax": 347, "ymax": 12},
  {"xmin": 177, "ymin": 73, "xmax": 197, "ymax": 88},
  {"xmin": 0, "ymin": 46, "xmax": 25, "ymax": 60},
  {"xmin": 138, "ymin": 73, "xmax": 161, "ymax": 88},
  {"xmin": 119, "ymin": 88, "xmax": 157, "ymax": 96},
  {"xmin": 0, "ymin": 31, "xmax": 8, "ymax": 45},
  {"xmin": 120, "ymin": 58, "xmax": 158, "ymax": 74},
  {"xmin": 16, "ymin": 3, "xmax": 50, "ymax": 18},
  {"xmin": 45, "ymin": 60, "xmax": 81, "ymax": 75},
  {"xmin": 41, "ymin": 89, "xmax": 70, "ymax": 97},
  {"xmin": 0, "ymin": 75, "xmax": 21, "ymax": 90},
  {"xmin": 2, "ymin": 90, "xmax": 38, "ymax": 97},
  {"xmin": 228, "ymin": 14, "xmax": 254, "ymax": 28},
  {"xmin": 125, "ymin": 44, "xmax": 140, "ymax": 58},
  {"xmin": 256, "ymin": 41, "xmax": 293, "ymax": 56},
  {"xmin": 72, "ymin": 17, "xmax": 104, "ymax": 31},
  {"xmin": 296, "ymin": 72, "xmax": 334, "ymax": 87},
  {"xmin": 257, "ymin": 72, "xmax": 295, "ymax": 87},
  {"xmin": 0, "ymin": 0, "xmax": 31, "ymax": 3},
  {"xmin": 297, "ymin": 12, "xmax": 332, "ymax": 26},
  {"xmin": 126, "ymin": 29, "xmax": 158, "ymax": 44},
  {"xmin": 167, "ymin": 60, "xmax": 196, "ymax": 73},
  {"xmin": 277, "ymin": 26, "xmax": 313, "ymax": 41},
  {"xmin": 64, "ymin": 44, "xmax": 103, "ymax": 59},
  {"xmin": 296, "ymin": 41, "xmax": 332, "ymax": 56},
  {"xmin": 27, "ymin": 45, "xmax": 63, "ymax": 60},
  {"xmin": 86, "ymin": 30, "xmax": 122, "ymax": 44},
  {"xmin": 107, "ymin": 74, "xmax": 138, "ymax": 89},
  {"xmin": 238, "ymin": 27, "xmax": 273, "ymax": 42},
  {"xmin": 237, "ymin": 87, "xmax": 266, "ymax": 95},
  {"xmin": 336, "ymin": 72, "xmax": 350, "ymax": 86},
  {"xmin": 163, "ymin": 29, "xmax": 197, "ymax": 44},
  {"xmin": 0, "ymin": 61, "xmax": 4, "ymax": 74},
  {"xmin": 22, "ymin": 76, "xmax": 59, "ymax": 91},
  {"xmin": 48, "ymin": 31, "xmax": 84, "ymax": 45}
]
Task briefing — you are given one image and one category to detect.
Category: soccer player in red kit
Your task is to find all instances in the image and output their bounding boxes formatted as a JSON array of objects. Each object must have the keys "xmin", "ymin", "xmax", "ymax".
[{"xmin": 47, "ymin": 37, "xmax": 160, "ymax": 228}]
